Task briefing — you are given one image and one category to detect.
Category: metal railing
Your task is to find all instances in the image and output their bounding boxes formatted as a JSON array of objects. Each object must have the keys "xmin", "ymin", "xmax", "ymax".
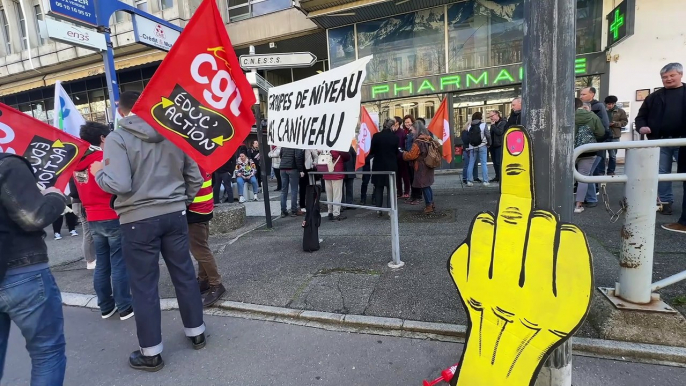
[
  {"xmin": 309, "ymin": 171, "xmax": 404, "ymax": 269},
  {"xmin": 573, "ymin": 138, "xmax": 686, "ymax": 308}
]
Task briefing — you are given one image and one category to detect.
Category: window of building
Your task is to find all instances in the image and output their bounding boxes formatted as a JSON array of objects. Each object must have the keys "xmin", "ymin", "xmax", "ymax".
[
  {"xmin": 328, "ymin": 25, "xmax": 355, "ymax": 69},
  {"xmin": 0, "ymin": 8, "xmax": 10, "ymax": 54},
  {"xmin": 228, "ymin": 0, "xmax": 291, "ymax": 22},
  {"xmin": 114, "ymin": 11, "xmax": 126, "ymax": 23},
  {"xmin": 357, "ymin": 7, "xmax": 445, "ymax": 84},
  {"xmin": 159, "ymin": 0, "xmax": 174, "ymax": 10},
  {"xmin": 17, "ymin": 3, "xmax": 27, "ymax": 50},
  {"xmin": 34, "ymin": 4, "xmax": 44, "ymax": 45},
  {"xmin": 136, "ymin": 0, "xmax": 148, "ymax": 13}
]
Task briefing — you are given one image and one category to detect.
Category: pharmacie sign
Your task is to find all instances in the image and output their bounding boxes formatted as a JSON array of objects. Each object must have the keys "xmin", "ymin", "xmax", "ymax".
[{"xmin": 362, "ymin": 53, "xmax": 607, "ymax": 102}]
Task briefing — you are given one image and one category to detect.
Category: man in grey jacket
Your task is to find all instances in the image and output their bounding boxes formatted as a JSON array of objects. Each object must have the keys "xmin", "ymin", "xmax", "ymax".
[{"xmin": 92, "ymin": 91, "xmax": 206, "ymax": 372}]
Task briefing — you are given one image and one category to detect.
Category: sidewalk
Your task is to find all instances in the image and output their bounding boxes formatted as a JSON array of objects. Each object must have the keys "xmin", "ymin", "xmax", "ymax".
[
  {"xmin": 6, "ymin": 307, "xmax": 685, "ymax": 386},
  {"xmin": 48, "ymin": 170, "xmax": 686, "ymax": 342}
]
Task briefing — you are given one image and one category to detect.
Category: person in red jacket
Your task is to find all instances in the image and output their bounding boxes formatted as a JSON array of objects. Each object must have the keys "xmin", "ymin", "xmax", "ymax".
[
  {"xmin": 316, "ymin": 150, "xmax": 351, "ymax": 221},
  {"xmin": 73, "ymin": 122, "xmax": 133, "ymax": 320},
  {"xmin": 187, "ymin": 168, "xmax": 226, "ymax": 307}
]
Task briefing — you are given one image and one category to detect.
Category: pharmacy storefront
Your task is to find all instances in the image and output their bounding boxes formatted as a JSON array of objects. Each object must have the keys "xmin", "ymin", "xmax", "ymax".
[{"xmin": 321, "ymin": 0, "xmax": 608, "ymax": 134}]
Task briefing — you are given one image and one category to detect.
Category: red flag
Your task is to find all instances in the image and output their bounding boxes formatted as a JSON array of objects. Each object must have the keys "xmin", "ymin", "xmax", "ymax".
[
  {"xmin": 428, "ymin": 98, "xmax": 452, "ymax": 163},
  {"xmin": 355, "ymin": 106, "xmax": 378, "ymax": 170},
  {"xmin": 0, "ymin": 103, "xmax": 90, "ymax": 191},
  {"xmin": 132, "ymin": 0, "xmax": 256, "ymax": 173}
]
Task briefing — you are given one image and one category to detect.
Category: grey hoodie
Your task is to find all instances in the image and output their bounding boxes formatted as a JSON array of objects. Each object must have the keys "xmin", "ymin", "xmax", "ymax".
[{"xmin": 95, "ymin": 115, "xmax": 203, "ymax": 224}]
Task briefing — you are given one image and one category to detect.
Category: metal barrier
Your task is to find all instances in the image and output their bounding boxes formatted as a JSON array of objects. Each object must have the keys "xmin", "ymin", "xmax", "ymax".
[
  {"xmin": 308, "ymin": 171, "xmax": 404, "ymax": 269},
  {"xmin": 573, "ymin": 138, "xmax": 686, "ymax": 311}
]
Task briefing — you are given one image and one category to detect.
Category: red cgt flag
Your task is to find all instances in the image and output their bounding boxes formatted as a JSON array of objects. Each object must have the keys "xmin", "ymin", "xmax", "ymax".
[
  {"xmin": 132, "ymin": 0, "xmax": 256, "ymax": 173},
  {"xmin": 428, "ymin": 98, "xmax": 452, "ymax": 164},
  {"xmin": 355, "ymin": 106, "xmax": 378, "ymax": 170},
  {"xmin": 0, "ymin": 103, "xmax": 90, "ymax": 191}
]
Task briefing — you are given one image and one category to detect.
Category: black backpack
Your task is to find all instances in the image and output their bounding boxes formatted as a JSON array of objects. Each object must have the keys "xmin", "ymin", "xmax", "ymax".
[
  {"xmin": 302, "ymin": 184, "xmax": 322, "ymax": 252},
  {"xmin": 468, "ymin": 123, "xmax": 483, "ymax": 147}
]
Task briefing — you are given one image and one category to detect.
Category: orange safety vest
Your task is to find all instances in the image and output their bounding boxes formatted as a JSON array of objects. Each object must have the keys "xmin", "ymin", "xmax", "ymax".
[{"xmin": 189, "ymin": 169, "xmax": 214, "ymax": 215}]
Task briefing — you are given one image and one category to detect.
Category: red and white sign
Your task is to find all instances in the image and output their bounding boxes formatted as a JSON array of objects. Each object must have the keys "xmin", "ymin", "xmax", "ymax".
[
  {"xmin": 132, "ymin": 14, "xmax": 181, "ymax": 52},
  {"xmin": 355, "ymin": 106, "xmax": 378, "ymax": 170},
  {"xmin": 428, "ymin": 98, "xmax": 453, "ymax": 163},
  {"xmin": 132, "ymin": 0, "xmax": 256, "ymax": 173},
  {"xmin": 0, "ymin": 103, "xmax": 90, "ymax": 191}
]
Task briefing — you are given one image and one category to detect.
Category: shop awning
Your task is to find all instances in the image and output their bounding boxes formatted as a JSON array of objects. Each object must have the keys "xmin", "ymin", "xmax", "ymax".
[{"xmin": 0, "ymin": 50, "xmax": 166, "ymax": 96}]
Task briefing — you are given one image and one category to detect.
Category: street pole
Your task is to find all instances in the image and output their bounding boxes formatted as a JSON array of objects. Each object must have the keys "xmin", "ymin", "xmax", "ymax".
[
  {"xmin": 522, "ymin": 0, "xmax": 576, "ymax": 385},
  {"xmin": 101, "ymin": 34, "xmax": 120, "ymax": 125},
  {"xmin": 250, "ymin": 45, "xmax": 273, "ymax": 229}
]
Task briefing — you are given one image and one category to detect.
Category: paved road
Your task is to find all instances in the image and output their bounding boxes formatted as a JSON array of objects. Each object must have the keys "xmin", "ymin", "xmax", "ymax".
[{"xmin": 3, "ymin": 307, "xmax": 685, "ymax": 386}]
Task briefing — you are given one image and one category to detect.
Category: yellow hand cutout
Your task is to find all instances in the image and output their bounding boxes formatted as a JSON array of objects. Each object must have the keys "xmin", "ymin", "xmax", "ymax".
[{"xmin": 448, "ymin": 127, "xmax": 593, "ymax": 386}]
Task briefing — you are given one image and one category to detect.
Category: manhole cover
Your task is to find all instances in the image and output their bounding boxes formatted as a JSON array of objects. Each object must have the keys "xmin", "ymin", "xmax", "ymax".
[{"xmin": 398, "ymin": 209, "xmax": 455, "ymax": 223}]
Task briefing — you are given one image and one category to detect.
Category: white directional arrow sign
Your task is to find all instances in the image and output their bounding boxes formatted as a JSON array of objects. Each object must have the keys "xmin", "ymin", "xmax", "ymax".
[{"xmin": 239, "ymin": 52, "xmax": 317, "ymax": 70}]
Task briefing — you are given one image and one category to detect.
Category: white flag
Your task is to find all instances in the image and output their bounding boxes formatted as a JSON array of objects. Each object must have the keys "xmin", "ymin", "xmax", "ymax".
[{"xmin": 53, "ymin": 80, "xmax": 86, "ymax": 138}]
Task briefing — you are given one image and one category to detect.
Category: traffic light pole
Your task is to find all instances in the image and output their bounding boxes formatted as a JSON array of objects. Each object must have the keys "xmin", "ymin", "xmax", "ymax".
[
  {"xmin": 250, "ymin": 46, "xmax": 273, "ymax": 229},
  {"xmin": 522, "ymin": 0, "xmax": 576, "ymax": 385}
]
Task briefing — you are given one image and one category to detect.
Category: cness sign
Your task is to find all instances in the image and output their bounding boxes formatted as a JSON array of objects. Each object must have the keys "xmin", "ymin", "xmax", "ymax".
[{"xmin": 133, "ymin": 0, "xmax": 255, "ymax": 173}]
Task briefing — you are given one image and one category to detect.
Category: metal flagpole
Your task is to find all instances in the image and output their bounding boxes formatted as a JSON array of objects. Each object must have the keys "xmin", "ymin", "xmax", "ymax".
[
  {"xmin": 250, "ymin": 45, "xmax": 273, "ymax": 229},
  {"xmin": 522, "ymin": 0, "xmax": 576, "ymax": 385}
]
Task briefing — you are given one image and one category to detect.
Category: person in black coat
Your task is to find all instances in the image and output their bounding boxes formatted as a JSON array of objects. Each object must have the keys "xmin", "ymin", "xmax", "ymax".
[
  {"xmin": 342, "ymin": 146, "xmax": 357, "ymax": 208},
  {"xmin": 213, "ymin": 153, "xmax": 237, "ymax": 204},
  {"xmin": 367, "ymin": 118, "xmax": 399, "ymax": 212}
]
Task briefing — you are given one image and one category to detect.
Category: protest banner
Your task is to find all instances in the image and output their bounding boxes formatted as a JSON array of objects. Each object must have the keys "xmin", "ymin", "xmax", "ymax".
[
  {"xmin": 132, "ymin": 0, "xmax": 256, "ymax": 173},
  {"xmin": 355, "ymin": 106, "xmax": 378, "ymax": 170},
  {"xmin": 267, "ymin": 56, "xmax": 372, "ymax": 152},
  {"xmin": 428, "ymin": 98, "xmax": 452, "ymax": 163},
  {"xmin": 54, "ymin": 80, "xmax": 86, "ymax": 138},
  {"xmin": 0, "ymin": 103, "xmax": 90, "ymax": 191}
]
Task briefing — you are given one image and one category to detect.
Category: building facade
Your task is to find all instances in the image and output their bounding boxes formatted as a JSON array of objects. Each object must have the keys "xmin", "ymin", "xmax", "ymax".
[
  {"xmin": 0, "ymin": 0, "xmax": 683, "ymax": 162},
  {"xmin": 0, "ymin": 0, "xmax": 325, "ymax": 125}
]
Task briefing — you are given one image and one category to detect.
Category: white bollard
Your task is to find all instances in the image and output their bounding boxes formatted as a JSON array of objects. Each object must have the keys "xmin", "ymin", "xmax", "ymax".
[{"xmin": 616, "ymin": 147, "xmax": 660, "ymax": 304}]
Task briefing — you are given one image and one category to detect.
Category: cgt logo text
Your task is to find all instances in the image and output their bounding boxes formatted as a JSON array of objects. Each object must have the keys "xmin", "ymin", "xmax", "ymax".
[{"xmin": 141, "ymin": 33, "xmax": 173, "ymax": 49}]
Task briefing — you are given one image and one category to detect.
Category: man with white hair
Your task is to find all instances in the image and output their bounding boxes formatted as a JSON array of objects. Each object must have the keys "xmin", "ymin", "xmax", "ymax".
[
  {"xmin": 505, "ymin": 97, "xmax": 522, "ymax": 130},
  {"xmin": 635, "ymin": 63, "xmax": 686, "ymax": 224}
]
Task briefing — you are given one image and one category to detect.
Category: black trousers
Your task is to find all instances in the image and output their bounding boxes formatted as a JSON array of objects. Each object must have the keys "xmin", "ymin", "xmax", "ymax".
[
  {"xmin": 213, "ymin": 172, "xmax": 233, "ymax": 203},
  {"xmin": 120, "ymin": 211, "xmax": 204, "ymax": 355},
  {"xmin": 273, "ymin": 168, "xmax": 282, "ymax": 190},
  {"xmin": 343, "ymin": 178, "xmax": 355, "ymax": 204},
  {"xmin": 360, "ymin": 163, "xmax": 371, "ymax": 203},
  {"xmin": 52, "ymin": 206, "xmax": 77, "ymax": 233},
  {"xmin": 373, "ymin": 178, "xmax": 392, "ymax": 209}
]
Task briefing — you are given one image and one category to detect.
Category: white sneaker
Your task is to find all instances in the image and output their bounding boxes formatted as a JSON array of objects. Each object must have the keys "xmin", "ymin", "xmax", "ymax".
[
  {"xmin": 253, "ymin": 196, "xmax": 259, "ymax": 201},
  {"xmin": 574, "ymin": 207, "xmax": 585, "ymax": 214},
  {"xmin": 70, "ymin": 230, "xmax": 78, "ymax": 237},
  {"xmin": 466, "ymin": 182, "xmax": 474, "ymax": 187},
  {"xmin": 483, "ymin": 182, "xmax": 491, "ymax": 187},
  {"xmin": 86, "ymin": 260, "xmax": 97, "ymax": 270},
  {"xmin": 239, "ymin": 196, "xmax": 246, "ymax": 203},
  {"xmin": 54, "ymin": 233, "xmax": 62, "ymax": 240}
]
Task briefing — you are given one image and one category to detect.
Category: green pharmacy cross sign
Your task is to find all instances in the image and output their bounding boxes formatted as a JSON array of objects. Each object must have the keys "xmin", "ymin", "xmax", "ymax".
[{"xmin": 606, "ymin": 0, "xmax": 635, "ymax": 48}]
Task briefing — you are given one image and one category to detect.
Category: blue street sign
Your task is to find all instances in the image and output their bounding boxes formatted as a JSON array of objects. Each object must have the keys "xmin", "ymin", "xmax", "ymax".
[{"xmin": 47, "ymin": 0, "xmax": 97, "ymax": 26}]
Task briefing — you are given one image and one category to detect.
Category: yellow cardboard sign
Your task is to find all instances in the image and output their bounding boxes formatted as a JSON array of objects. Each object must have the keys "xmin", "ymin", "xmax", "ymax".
[{"xmin": 448, "ymin": 127, "xmax": 594, "ymax": 386}]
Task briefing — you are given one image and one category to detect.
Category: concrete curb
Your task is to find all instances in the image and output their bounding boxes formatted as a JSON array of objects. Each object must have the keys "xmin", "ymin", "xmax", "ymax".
[{"xmin": 61, "ymin": 292, "xmax": 686, "ymax": 367}]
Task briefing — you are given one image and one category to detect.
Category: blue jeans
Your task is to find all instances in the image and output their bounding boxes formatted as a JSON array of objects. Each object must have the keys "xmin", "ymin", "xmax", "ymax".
[
  {"xmin": 606, "ymin": 138, "xmax": 619, "ymax": 174},
  {"xmin": 467, "ymin": 146, "xmax": 489, "ymax": 182},
  {"xmin": 90, "ymin": 219, "xmax": 132, "ymax": 313},
  {"xmin": 461, "ymin": 149, "xmax": 479, "ymax": 181},
  {"xmin": 280, "ymin": 169, "xmax": 300, "ymax": 213},
  {"xmin": 659, "ymin": 147, "xmax": 679, "ymax": 203},
  {"xmin": 423, "ymin": 187, "xmax": 434, "ymax": 205},
  {"xmin": 0, "ymin": 268, "xmax": 66, "ymax": 385},
  {"xmin": 584, "ymin": 156, "xmax": 601, "ymax": 203},
  {"xmin": 236, "ymin": 175, "xmax": 259, "ymax": 197}
]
